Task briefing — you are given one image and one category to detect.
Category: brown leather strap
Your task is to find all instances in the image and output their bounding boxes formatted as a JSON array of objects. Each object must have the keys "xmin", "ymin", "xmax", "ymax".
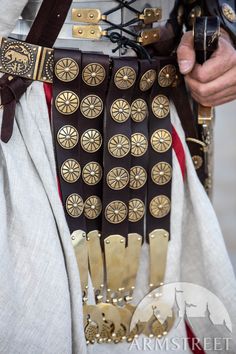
[
  {"xmin": 79, "ymin": 52, "xmax": 110, "ymax": 233},
  {"xmin": 52, "ymin": 48, "xmax": 86, "ymax": 233},
  {"xmin": 146, "ymin": 58, "xmax": 173, "ymax": 240},
  {"xmin": 128, "ymin": 59, "xmax": 156, "ymax": 239},
  {"xmin": 170, "ymin": 79, "xmax": 205, "ymax": 184},
  {"xmin": 1, "ymin": 0, "xmax": 73, "ymax": 143},
  {"xmin": 102, "ymin": 58, "xmax": 138, "ymax": 242}
]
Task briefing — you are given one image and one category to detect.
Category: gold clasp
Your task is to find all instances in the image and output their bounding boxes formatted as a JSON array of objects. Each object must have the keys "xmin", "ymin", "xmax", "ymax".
[
  {"xmin": 72, "ymin": 8, "xmax": 107, "ymax": 24},
  {"xmin": 137, "ymin": 29, "xmax": 160, "ymax": 45},
  {"xmin": 72, "ymin": 25, "xmax": 108, "ymax": 40},
  {"xmin": 139, "ymin": 8, "xmax": 162, "ymax": 24}
]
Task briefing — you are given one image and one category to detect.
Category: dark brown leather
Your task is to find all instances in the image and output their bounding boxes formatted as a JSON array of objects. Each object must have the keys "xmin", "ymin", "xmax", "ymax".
[
  {"xmin": 0, "ymin": 0, "xmax": 73, "ymax": 143},
  {"xmin": 102, "ymin": 58, "xmax": 138, "ymax": 242},
  {"xmin": 52, "ymin": 48, "xmax": 86, "ymax": 233},
  {"xmin": 146, "ymin": 58, "xmax": 173, "ymax": 240}
]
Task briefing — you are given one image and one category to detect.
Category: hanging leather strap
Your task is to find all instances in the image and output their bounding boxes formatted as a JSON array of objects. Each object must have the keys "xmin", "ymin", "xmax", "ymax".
[{"xmin": 1, "ymin": 0, "xmax": 73, "ymax": 143}]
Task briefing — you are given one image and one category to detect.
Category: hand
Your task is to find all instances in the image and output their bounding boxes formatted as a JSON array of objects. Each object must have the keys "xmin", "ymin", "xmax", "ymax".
[{"xmin": 177, "ymin": 30, "xmax": 236, "ymax": 106}]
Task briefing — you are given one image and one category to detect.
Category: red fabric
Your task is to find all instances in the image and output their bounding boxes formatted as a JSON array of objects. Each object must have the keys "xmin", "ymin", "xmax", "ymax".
[
  {"xmin": 43, "ymin": 83, "xmax": 62, "ymax": 199},
  {"xmin": 172, "ymin": 125, "xmax": 186, "ymax": 180},
  {"xmin": 43, "ymin": 83, "xmax": 53, "ymax": 118},
  {"xmin": 43, "ymin": 83, "xmax": 204, "ymax": 353}
]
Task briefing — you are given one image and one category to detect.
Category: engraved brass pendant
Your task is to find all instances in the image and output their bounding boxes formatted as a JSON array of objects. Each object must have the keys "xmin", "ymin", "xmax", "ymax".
[
  {"xmin": 115, "ymin": 307, "xmax": 133, "ymax": 343},
  {"xmin": 129, "ymin": 199, "xmax": 145, "ymax": 222},
  {"xmin": 83, "ymin": 305, "xmax": 103, "ymax": 344},
  {"xmin": 82, "ymin": 63, "xmax": 106, "ymax": 86},
  {"xmin": 131, "ymin": 99, "xmax": 148, "ymax": 122},
  {"xmin": 61, "ymin": 159, "xmax": 81, "ymax": 183},
  {"xmin": 151, "ymin": 162, "xmax": 172, "ymax": 185},
  {"xmin": 152, "ymin": 95, "xmax": 170, "ymax": 119},
  {"xmin": 57, "ymin": 125, "xmax": 79, "ymax": 149},
  {"xmin": 139, "ymin": 69, "xmax": 157, "ymax": 92},
  {"xmin": 82, "ymin": 162, "xmax": 103, "ymax": 185},
  {"xmin": 108, "ymin": 134, "xmax": 130, "ymax": 158},
  {"xmin": 110, "ymin": 99, "xmax": 131, "ymax": 123},
  {"xmin": 130, "ymin": 166, "xmax": 147, "ymax": 190},
  {"xmin": 149, "ymin": 196, "xmax": 171, "ymax": 219},
  {"xmin": 105, "ymin": 201, "xmax": 128, "ymax": 224},
  {"xmin": 84, "ymin": 196, "xmax": 102, "ymax": 219},
  {"xmin": 96, "ymin": 303, "xmax": 121, "ymax": 342},
  {"xmin": 158, "ymin": 65, "xmax": 176, "ymax": 87},
  {"xmin": 55, "ymin": 90, "xmax": 79, "ymax": 115},
  {"xmin": 131, "ymin": 133, "xmax": 148, "ymax": 157},
  {"xmin": 81, "ymin": 129, "xmax": 102, "ymax": 153},
  {"xmin": 81, "ymin": 95, "xmax": 103, "ymax": 119},
  {"xmin": 55, "ymin": 57, "xmax": 79, "ymax": 82},
  {"xmin": 222, "ymin": 3, "xmax": 236, "ymax": 22},
  {"xmin": 144, "ymin": 313, "xmax": 175, "ymax": 339},
  {"xmin": 66, "ymin": 194, "xmax": 84, "ymax": 218},
  {"xmin": 151, "ymin": 129, "xmax": 172, "ymax": 153},
  {"xmin": 114, "ymin": 66, "xmax": 136, "ymax": 90},
  {"xmin": 107, "ymin": 167, "xmax": 129, "ymax": 190}
]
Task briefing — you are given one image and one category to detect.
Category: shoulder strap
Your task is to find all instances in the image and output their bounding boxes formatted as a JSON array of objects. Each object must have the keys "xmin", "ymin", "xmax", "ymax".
[
  {"xmin": 27, "ymin": 0, "xmax": 73, "ymax": 46},
  {"xmin": 1, "ymin": 0, "xmax": 73, "ymax": 142}
]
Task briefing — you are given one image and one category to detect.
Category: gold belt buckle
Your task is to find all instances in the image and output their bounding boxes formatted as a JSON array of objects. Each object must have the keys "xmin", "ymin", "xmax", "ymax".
[{"xmin": 0, "ymin": 37, "xmax": 54, "ymax": 83}]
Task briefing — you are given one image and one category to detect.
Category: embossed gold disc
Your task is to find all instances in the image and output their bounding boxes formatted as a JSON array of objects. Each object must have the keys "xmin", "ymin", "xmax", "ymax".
[
  {"xmin": 108, "ymin": 134, "xmax": 130, "ymax": 158},
  {"xmin": 131, "ymin": 99, "xmax": 148, "ymax": 122},
  {"xmin": 55, "ymin": 90, "xmax": 79, "ymax": 115},
  {"xmin": 81, "ymin": 95, "xmax": 103, "ymax": 119},
  {"xmin": 82, "ymin": 162, "xmax": 103, "ymax": 185},
  {"xmin": 152, "ymin": 95, "xmax": 170, "ymax": 119},
  {"xmin": 139, "ymin": 69, "xmax": 157, "ymax": 92},
  {"xmin": 151, "ymin": 162, "xmax": 172, "ymax": 185},
  {"xmin": 105, "ymin": 201, "xmax": 128, "ymax": 224},
  {"xmin": 110, "ymin": 99, "xmax": 131, "ymax": 123},
  {"xmin": 151, "ymin": 129, "xmax": 172, "ymax": 153},
  {"xmin": 131, "ymin": 133, "xmax": 148, "ymax": 157},
  {"xmin": 114, "ymin": 66, "xmax": 136, "ymax": 90},
  {"xmin": 130, "ymin": 166, "xmax": 147, "ymax": 190},
  {"xmin": 66, "ymin": 193, "xmax": 84, "ymax": 218},
  {"xmin": 107, "ymin": 167, "xmax": 129, "ymax": 190},
  {"xmin": 149, "ymin": 195, "xmax": 171, "ymax": 218},
  {"xmin": 222, "ymin": 3, "xmax": 236, "ymax": 22},
  {"xmin": 82, "ymin": 63, "xmax": 106, "ymax": 86},
  {"xmin": 84, "ymin": 196, "xmax": 102, "ymax": 219},
  {"xmin": 61, "ymin": 159, "xmax": 81, "ymax": 183},
  {"xmin": 81, "ymin": 129, "xmax": 102, "ymax": 153},
  {"xmin": 57, "ymin": 125, "xmax": 79, "ymax": 149},
  {"xmin": 55, "ymin": 58, "xmax": 79, "ymax": 82},
  {"xmin": 129, "ymin": 198, "xmax": 145, "ymax": 222},
  {"xmin": 158, "ymin": 65, "xmax": 176, "ymax": 87}
]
